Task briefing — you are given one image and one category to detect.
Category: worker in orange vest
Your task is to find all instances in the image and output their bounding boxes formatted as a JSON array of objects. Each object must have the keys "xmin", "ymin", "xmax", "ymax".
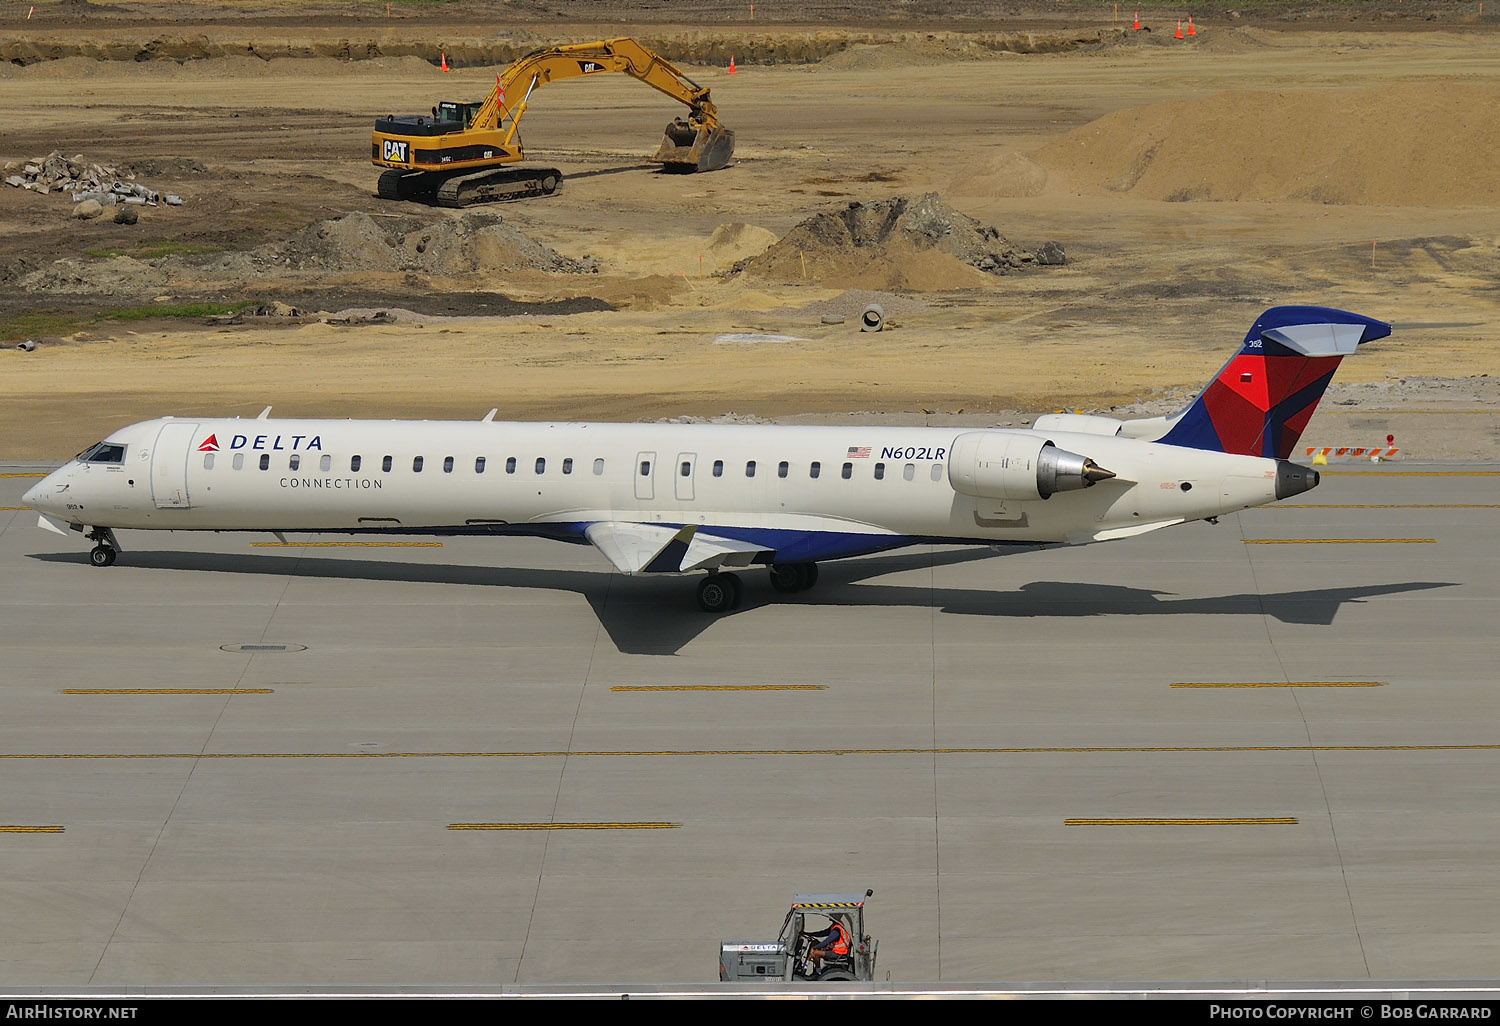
[{"xmin": 807, "ymin": 915, "xmax": 851, "ymax": 971}]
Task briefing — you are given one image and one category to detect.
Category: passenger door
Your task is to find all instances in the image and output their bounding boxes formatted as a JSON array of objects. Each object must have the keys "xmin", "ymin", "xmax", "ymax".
[{"xmin": 150, "ymin": 421, "xmax": 200, "ymax": 508}]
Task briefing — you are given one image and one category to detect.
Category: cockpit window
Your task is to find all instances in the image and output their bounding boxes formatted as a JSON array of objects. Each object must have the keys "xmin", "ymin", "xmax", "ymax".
[{"xmin": 77, "ymin": 441, "xmax": 126, "ymax": 464}]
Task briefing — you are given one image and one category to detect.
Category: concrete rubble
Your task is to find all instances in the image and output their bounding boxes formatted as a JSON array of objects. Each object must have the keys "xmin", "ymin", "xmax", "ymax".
[{"xmin": 2, "ymin": 151, "xmax": 183, "ymax": 207}]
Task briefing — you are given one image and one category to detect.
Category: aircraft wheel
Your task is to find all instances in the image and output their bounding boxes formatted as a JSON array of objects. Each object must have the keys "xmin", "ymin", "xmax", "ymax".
[
  {"xmin": 768, "ymin": 563, "xmax": 801, "ymax": 593},
  {"xmin": 696, "ymin": 574, "xmax": 734, "ymax": 614},
  {"xmin": 798, "ymin": 562, "xmax": 819, "ymax": 591},
  {"xmin": 720, "ymin": 571, "xmax": 743, "ymax": 609},
  {"xmin": 89, "ymin": 545, "xmax": 117, "ymax": 568}
]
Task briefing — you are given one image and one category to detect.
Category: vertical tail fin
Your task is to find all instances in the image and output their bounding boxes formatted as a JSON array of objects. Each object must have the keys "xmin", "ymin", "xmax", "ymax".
[{"xmin": 1154, "ymin": 306, "xmax": 1390, "ymax": 457}]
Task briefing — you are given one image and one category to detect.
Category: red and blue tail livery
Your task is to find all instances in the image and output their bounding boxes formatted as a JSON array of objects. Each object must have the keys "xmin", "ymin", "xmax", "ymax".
[{"xmin": 1156, "ymin": 306, "xmax": 1391, "ymax": 459}]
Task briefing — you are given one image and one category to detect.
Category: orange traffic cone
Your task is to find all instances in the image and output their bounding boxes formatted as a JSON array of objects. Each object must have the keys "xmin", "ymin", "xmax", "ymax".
[
  {"xmin": 1132, "ymin": 10, "xmax": 1139, "ymax": 30},
  {"xmin": 1187, "ymin": 16, "xmax": 1196, "ymax": 35},
  {"xmin": 1174, "ymin": 19, "xmax": 1184, "ymax": 39},
  {"xmin": 727, "ymin": 54, "xmax": 737, "ymax": 74},
  {"xmin": 440, "ymin": 51, "xmax": 449, "ymax": 72}
]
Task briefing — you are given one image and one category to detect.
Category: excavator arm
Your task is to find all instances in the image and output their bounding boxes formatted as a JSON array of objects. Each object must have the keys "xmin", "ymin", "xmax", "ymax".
[
  {"xmin": 475, "ymin": 39, "xmax": 722, "ymax": 139},
  {"xmin": 372, "ymin": 37, "xmax": 734, "ymax": 206}
]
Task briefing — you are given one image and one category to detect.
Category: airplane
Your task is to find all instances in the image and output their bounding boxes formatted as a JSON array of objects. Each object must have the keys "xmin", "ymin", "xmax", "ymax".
[{"xmin": 24, "ymin": 305, "xmax": 1389, "ymax": 613}]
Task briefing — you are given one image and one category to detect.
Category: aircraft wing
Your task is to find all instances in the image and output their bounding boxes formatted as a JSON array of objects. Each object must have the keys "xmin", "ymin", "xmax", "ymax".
[{"xmin": 584, "ymin": 522, "xmax": 764, "ymax": 575}]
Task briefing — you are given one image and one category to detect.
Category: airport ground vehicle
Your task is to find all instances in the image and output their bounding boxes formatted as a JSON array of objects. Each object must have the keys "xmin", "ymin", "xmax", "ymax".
[
  {"xmin": 371, "ymin": 37, "xmax": 734, "ymax": 206},
  {"xmin": 719, "ymin": 891, "xmax": 878, "ymax": 982}
]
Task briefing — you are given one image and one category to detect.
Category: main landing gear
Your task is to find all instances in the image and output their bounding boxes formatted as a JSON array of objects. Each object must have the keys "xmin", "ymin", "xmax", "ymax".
[
  {"xmin": 85, "ymin": 527, "xmax": 119, "ymax": 568},
  {"xmin": 696, "ymin": 562, "xmax": 820, "ymax": 613}
]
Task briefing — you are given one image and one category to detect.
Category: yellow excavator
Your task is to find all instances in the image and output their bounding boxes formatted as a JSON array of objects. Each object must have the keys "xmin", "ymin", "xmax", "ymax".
[{"xmin": 372, "ymin": 38, "xmax": 735, "ymax": 207}]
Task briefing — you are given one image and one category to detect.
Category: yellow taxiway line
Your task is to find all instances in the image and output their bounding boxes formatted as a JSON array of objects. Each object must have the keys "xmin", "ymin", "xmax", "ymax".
[
  {"xmin": 609, "ymin": 685, "xmax": 827, "ymax": 692},
  {"xmin": 1171, "ymin": 682, "xmax": 1385, "ymax": 688},
  {"xmin": 1243, "ymin": 538, "xmax": 1435, "ymax": 544},
  {"xmin": 61, "ymin": 688, "xmax": 274, "ymax": 695},
  {"xmin": 448, "ymin": 822, "xmax": 679, "ymax": 831},
  {"xmin": 1065, "ymin": 817, "xmax": 1297, "ymax": 826}
]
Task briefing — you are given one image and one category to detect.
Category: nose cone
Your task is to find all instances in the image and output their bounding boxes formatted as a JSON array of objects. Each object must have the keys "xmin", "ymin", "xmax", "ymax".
[{"xmin": 22, "ymin": 469, "xmax": 63, "ymax": 512}]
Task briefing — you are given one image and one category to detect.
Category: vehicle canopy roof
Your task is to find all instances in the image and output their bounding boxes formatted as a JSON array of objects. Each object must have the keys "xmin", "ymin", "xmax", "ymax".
[{"xmin": 790, "ymin": 892, "xmax": 867, "ymax": 909}]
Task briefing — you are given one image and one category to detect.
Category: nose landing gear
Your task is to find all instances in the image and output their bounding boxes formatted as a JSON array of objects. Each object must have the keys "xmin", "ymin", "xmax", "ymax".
[{"xmin": 85, "ymin": 527, "xmax": 121, "ymax": 568}]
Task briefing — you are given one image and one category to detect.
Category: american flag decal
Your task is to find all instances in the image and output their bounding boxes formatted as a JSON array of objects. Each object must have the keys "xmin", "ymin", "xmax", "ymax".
[{"xmin": 846, "ymin": 446, "xmax": 871, "ymax": 459}]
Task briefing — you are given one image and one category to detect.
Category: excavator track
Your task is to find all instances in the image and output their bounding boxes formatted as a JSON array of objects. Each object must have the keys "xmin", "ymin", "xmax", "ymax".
[
  {"xmin": 435, "ymin": 166, "xmax": 562, "ymax": 208},
  {"xmin": 377, "ymin": 167, "xmax": 562, "ymax": 207}
]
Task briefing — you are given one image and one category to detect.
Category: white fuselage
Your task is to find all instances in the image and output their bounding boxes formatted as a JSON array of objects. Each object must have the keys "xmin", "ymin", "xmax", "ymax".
[{"xmin": 26, "ymin": 416, "xmax": 1296, "ymax": 567}]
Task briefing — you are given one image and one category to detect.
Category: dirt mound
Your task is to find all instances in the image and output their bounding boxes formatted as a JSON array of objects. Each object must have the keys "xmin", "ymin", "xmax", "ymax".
[
  {"xmin": 736, "ymin": 193, "xmax": 1048, "ymax": 291},
  {"xmin": 1035, "ymin": 82, "xmax": 1500, "ymax": 206},
  {"xmin": 820, "ymin": 36, "xmax": 1000, "ymax": 70},
  {"xmin": 819, "ymin": 29, "xmax": 1124, "ymax": 69},
  {"xmin": 949, "ymin": 149, "xmax": 1048, "ymax": 198},
  {"xmin": 204, "ymin": 210, "xmax": 595, "ymax": 278},
  {"xmin": 18, "ymin": 254, "xmax": 168, "ymax": 295},
  {"xmin": 705, "ymin": 223, "xmax": 778, "ymax": 263}
]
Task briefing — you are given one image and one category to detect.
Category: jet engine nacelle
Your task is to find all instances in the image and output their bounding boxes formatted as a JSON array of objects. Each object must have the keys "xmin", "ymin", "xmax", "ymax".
[{"xmin": 947, "ymin": 431, "xmax": 1116, "ymax": 501}]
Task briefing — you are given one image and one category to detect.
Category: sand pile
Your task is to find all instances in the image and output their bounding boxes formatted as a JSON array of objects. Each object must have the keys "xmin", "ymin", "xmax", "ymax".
[
  {"xmin": 736, "ymin": 193, "xmax": 1057, "ymax": 291},
  {"xmin": 206, "ymin": 210, "xmax": 595, "ymax": 277},
  {"xmin": 949, "ymin": 149, "xmax": 1049, "ymax": 199},
  {"xmin": 1035, "ymin": 82, "xmax": 1500, "ymax": 206}
]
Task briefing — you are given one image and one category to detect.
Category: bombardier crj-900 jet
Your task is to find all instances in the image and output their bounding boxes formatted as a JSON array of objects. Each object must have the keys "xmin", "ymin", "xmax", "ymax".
[{"xmin": 26, "ymin": 306, "xmax": 1388, "ymax": 613}]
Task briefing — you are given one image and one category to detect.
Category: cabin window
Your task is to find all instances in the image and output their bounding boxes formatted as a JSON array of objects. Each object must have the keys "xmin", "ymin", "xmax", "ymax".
[
  {"xmin": 903, "ymin": 463, "xmax": 915, "ymax": 481},
  {"xmin": 475, "ymin": 457, "xmax": 487, "ymax": 474},
  {"xmin": 233, "ymin": 453, "xmax": 245, "ymax": 471},
  {"xmin": 506, "ymin": 457, "xmax": 517, "ymax": 474},
  {"xmin": 746, "ymin": 460, "xmax": 757, "ymax": 478},
  {"xmin": 778, "ymin": 461, "xmax": 789, "ymax": 479},
  {"xmin": 259, "ymin": 454, "xmax": 270, "ymax": 471},
  {"xmin": 713, "ymin": 460, "xmax": 724, "ymax": 478},
  {"xmin": 562, "ymin": 458, "xmax": 573, "ymax": 475},
  {"xmin": 931, "ymin": 463, "xmax": 943, "ymax": 482},
  {"xmin": 874, "ymin": 462, "xmax": 885, "ymax": 481},
  {"xmin": 413, "ymin": 456, "xmax": 424, "ymax": 473},
  {"xmin": 841, "ymin": 462, "xmax": 852, "ymax": 480},
  {"xmin": 319, "ymin": 454, "xmax": 331, "ymax": 473},
  {"xmin": 535, "ymin": 458, "xmax": 546, "ymax": 475},
  {"xmin": 382, "ymin": 455, "xmax": 393, "ymax": 472},
  {"xmin": 593, "ymin": 458, "xmax": 604, "ymax": 476},
  {"xmin": 639, "ymin": 460, "xmax": 651, "ymax": 476},
  {"xmin": 350, "ymin": 455, "xmax": 361, "ymax": 472},
  {"xmin": 444, "ymin": 456, "xmax": 454, "ymax": 473},
  {"xmin": 203, "ymin": 453, "xmax": 215, "ymax": 470},
  {"xmin": 289, "ymin": 454, "xmax": 300, "ymax": 472},
  {"xmin": 681, "ymin": 461, "xmax": 691, "ymax": 477},
  {"xmin": 809, "ymin": 461, "xmax": 820, "ymax": 479}
]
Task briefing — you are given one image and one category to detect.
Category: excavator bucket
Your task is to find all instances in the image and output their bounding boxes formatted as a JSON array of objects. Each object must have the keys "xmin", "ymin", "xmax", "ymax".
[{"xmin": 654, "ymin": 119, "xmax": 735, "ymax": 172}]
